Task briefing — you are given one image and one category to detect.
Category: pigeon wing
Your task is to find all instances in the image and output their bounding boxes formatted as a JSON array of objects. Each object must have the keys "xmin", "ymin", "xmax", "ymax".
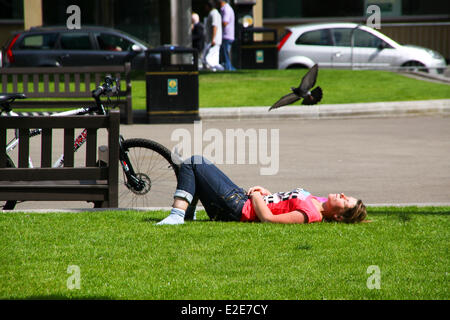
[
  {"xmin": 269, "ymin": 93, "xmax": 300, "ymax": 111},
  {"xmin": 298, "ymin": 64, "xmax": 319, "ymax": 94}
]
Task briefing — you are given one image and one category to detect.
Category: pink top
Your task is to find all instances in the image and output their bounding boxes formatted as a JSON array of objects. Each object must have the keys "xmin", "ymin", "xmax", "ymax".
[{"xmin": 241, "ymin": 188, "xmax": 324, "ymax": 223}]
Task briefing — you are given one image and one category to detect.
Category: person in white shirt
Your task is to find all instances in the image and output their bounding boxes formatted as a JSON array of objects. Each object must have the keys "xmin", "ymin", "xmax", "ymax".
[{"xmin": 203, "ymin": 0, "xmax": 224, "ymax": 71}]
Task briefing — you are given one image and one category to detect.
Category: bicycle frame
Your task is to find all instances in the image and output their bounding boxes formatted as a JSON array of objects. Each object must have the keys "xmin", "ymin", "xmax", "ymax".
[{"xmin": 5, "ymin": 105, "xmax": 104, "ymax": 168}]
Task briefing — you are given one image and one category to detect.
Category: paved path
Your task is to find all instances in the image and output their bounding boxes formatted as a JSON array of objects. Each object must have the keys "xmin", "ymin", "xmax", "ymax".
[{"xmin": 8, "ymin": 114, "xmax": 450, "ymax": 210}]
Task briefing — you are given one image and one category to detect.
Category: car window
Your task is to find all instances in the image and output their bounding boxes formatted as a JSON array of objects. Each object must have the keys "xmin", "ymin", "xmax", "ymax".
[
  {"xmin": 19, "ymin": 33, "xmax": 58, "ymax": 50},
  {"xmin": 295, "ymin": 29, "xmax": 332, "ymax": 46},
  {"xmin": 332, "ymin": 28, "xmax": 352, "ymax": 46},
  {"xmin": 96, "ymin": 33, "xmax": 133, "ymax": 51},
  {"xmin": 60, "ymin": 33, "xmax": 93, "ymax": 50},
  {"xmin": 354, "ymin": 29, "xmax": 384, "ymax": 48}
]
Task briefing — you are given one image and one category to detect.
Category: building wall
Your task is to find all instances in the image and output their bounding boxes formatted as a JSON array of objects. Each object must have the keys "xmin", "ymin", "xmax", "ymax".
[
  {"xmin": 0, "ymin": 21, "xmax": 23, "ymax": 46},
  {"xmin": 1, "ymin": 0, "xmax": 448, "ymax": 61}
]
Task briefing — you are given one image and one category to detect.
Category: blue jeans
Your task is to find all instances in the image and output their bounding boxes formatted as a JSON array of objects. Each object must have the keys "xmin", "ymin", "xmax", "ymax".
[
  {"xmin": 175, "ymin": 156, "xmax": 247, "ymax": 221},
  {"xmin": 220, "ymin": 39, "xmax": 235, "ymax": 71}
]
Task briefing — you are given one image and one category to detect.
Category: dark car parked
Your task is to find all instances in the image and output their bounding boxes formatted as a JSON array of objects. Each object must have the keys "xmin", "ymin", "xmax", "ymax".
[{"xmin": 1, "ymin": 26, "xmax": 159, "ymax": 69}]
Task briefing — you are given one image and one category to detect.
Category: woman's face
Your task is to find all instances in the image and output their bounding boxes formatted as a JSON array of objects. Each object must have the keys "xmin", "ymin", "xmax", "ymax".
[{"xmin": 325, "ymin": 193, "xmax": 357, "ymax": 219}]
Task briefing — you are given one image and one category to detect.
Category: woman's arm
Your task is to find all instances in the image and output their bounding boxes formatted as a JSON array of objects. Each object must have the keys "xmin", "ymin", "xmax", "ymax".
[
  {"xmin": 247, "ymin": 186, "xmax": 272, "ymax": 196},
  {"xmin": 250, "ymin": 192, "xmax": 306, "ymax": 224}
]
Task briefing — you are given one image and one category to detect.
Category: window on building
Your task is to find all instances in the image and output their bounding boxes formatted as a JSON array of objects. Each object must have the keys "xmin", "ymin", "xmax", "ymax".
[
  {"xmin": 264, "ymin": 0, "xmax": 363, "ymax": 19},
  {"xmin": 0, "ymin": 0, "xmax": 24, "ymax": 19},
  {"xmin": 402, "ymin": 0, "xmax": 450, "ymax": 15},
  {"xmin": 263, "ymin": 0, "xmax": 302, "ymax": 19},
  {"xmin": 263, "ymin": 0, "xmax": 449, "ymax": 19}
]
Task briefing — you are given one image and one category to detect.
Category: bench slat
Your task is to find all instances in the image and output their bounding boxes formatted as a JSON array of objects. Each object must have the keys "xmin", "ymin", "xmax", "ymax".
[
  {"xmin": 43, "ymin": 74, "xmax": 50, "ymax": 93},
  {"xmin": 0, "ymin": 186, "xmax": 109, "ymax": 202},
  {"xmin": 33, "ymin": 74, "xmax": 39, "ymax": 93},
  {"xmin": 54, "ymin": 74, "xmax": 59, "ymax": 93},
  {"xmin": 0, "ymin": 115, "xmax": 111, "ymax": 129},
  {"xmin": 74, "ymin": 73, "xmax": 80, "ymax": 92},
  {"xmin": 12, "ymin": 74, "xmax": 18, "ymax": 92},
  {"xmin": 41, "ymin": 128, "xmax": 52, "ymax": 167},
  {"xmin": 64, "ymin": 128, "xmax": 75, "ymax": 167},
  {"xmin": 0, "ymin": 128, "xmax": 6, "ymax": 167},
  {"xmin": 86, "ymin": 128, "xmax": 97, "ymax": 167},
  {"xmin": 64, "ymin": 73, "xmax": 70, "ymax": 93},
  {"xmin": 23, "ymin": 74, "xmax": 29, "ymax": 93},
  {"xmin": 0, "ymin": 167, "xmax": 108, "ymax": 180},
  {"xmin": 18, "ymin": 129, "xmax": 29, "ymax": 168}
]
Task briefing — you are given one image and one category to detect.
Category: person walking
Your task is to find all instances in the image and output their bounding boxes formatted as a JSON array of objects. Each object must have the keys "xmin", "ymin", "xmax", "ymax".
[
  {"xmin": 191, "ymin": 12, "xmax": 205, "ymax": 69},
  {"xmin": 203, "ymin": 0, "xmax": 224, "ymax": 71},
  {"xmin": 217, "ymin": 0, "xmax": 236, "ymax": 71}
]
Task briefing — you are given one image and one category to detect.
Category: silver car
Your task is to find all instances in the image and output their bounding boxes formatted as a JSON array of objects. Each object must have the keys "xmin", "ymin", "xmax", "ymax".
[{"xmin": 278, "ymin": 22, "xmax": 447, "ymax": 74}]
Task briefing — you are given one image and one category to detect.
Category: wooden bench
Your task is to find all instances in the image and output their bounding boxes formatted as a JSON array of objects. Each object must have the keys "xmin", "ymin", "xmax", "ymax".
[
  {"xmin": 0, "ymin": 110, "xmax": 120, "ymax": 208},
  {"xmin": 0, "ymin": 63, "xmax": 132, "ymax": 124}
]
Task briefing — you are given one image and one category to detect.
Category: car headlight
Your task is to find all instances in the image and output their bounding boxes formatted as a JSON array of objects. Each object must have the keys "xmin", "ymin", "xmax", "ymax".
[{"xmin": 426, "ymin": 49, "xmax": 444, "ymax": 60}]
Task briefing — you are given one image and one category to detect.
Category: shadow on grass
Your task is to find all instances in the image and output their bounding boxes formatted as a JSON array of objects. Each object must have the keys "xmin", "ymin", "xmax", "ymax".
[{"xmin": 295, "ymin": 244, "xmax": 312, "ymax": 250}]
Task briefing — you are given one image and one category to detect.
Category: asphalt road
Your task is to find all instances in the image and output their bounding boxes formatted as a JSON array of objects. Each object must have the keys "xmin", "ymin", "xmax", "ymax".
[{"xmin": 7, "ymin": 114, "xmax": 450, "ymax": 210}]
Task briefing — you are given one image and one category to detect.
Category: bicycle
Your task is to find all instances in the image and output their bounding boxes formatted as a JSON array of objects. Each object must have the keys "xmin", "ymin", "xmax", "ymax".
[{"xmin": 0, "ymin": 76, "xmax": 180, "ymax": 210}]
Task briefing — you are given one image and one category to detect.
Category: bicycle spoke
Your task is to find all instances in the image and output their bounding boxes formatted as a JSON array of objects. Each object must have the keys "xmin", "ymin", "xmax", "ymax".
[{"xmin": 118, "ymin": 139, "xmax": 178, "ymax": 209}]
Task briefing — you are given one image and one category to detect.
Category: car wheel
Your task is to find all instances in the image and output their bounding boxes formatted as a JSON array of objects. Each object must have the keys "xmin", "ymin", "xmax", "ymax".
[
  {"xmin": 287, "ymin": 64, "xmax": 308, "ymax": 69},
  {"xmin": 402, "ymin": 61, "xmax": 428, "ymax": 73}
]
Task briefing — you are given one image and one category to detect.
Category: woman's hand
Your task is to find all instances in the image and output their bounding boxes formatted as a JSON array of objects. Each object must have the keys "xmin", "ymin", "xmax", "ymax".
[
  {"xmin": 248, "ymin": 190, "xmax": 262, "ymax": 199},
  {"xmin": 247, "ymin": 186, "xmax": 271, "ymax": 197}
]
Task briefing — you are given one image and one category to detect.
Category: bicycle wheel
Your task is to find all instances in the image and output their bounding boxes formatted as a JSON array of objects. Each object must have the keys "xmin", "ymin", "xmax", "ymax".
[
  {"xmin": 1, "ymin": 155, "xmax": 17, "ymax": 210},
  {"xmin": 119, "ymin": 138, "xmax": 179, "ymax": 208}
]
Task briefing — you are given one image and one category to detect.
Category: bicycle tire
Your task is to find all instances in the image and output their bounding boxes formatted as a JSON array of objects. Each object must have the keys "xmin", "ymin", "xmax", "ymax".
[
  {"xmin": 119, "ymin": 138, "xmax": 180, "ymax": 208},
  {"xmin": 1, "ymin": 155, "xmax": 17, "ymax": 210}
]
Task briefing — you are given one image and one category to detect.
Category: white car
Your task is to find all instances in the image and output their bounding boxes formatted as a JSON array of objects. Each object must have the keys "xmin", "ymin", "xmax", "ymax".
[{"xmin": 278, "ymin": 22, "xmax": 447, "ymax": 74}]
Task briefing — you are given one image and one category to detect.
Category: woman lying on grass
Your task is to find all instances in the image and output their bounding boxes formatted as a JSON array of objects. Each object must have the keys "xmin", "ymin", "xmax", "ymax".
[{"xmin": 157, "ymin": 155, "xmax": 367, "ymax": 225}]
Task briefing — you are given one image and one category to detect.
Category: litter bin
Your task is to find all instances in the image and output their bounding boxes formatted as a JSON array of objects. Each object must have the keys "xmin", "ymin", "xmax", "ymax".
[
  {"xmin": 145, "ymin": 46, "xmax": 200, "ymax": 123},
  {"xmin": 239, "ymin": 27, "xmax": 278, "ymax": 69}
]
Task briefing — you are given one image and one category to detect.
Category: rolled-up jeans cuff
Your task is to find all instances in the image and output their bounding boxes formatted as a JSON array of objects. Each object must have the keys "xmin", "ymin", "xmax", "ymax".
[{"xmin": 174, "ymin": 189, "xmax": 193, "ymax": 204}]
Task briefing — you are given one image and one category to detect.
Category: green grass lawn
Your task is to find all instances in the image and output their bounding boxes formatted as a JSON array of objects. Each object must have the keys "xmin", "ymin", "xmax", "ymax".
[
  {"xmin": 1, "ymin": 206, "xmax": 448, "ymax": 300},
  {"xmin": 7, "ymin": 69, "xmax": 449, "ymax": 112},
  {"xmin": 128, "ymin": 69, "xmax": 450, "ymax": 109}
]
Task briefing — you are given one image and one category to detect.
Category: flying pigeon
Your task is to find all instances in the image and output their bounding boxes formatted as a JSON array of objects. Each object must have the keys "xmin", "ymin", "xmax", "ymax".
[{"xmin": 269, "ymin": 64, "xmax": 323, "ymax": 111}]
